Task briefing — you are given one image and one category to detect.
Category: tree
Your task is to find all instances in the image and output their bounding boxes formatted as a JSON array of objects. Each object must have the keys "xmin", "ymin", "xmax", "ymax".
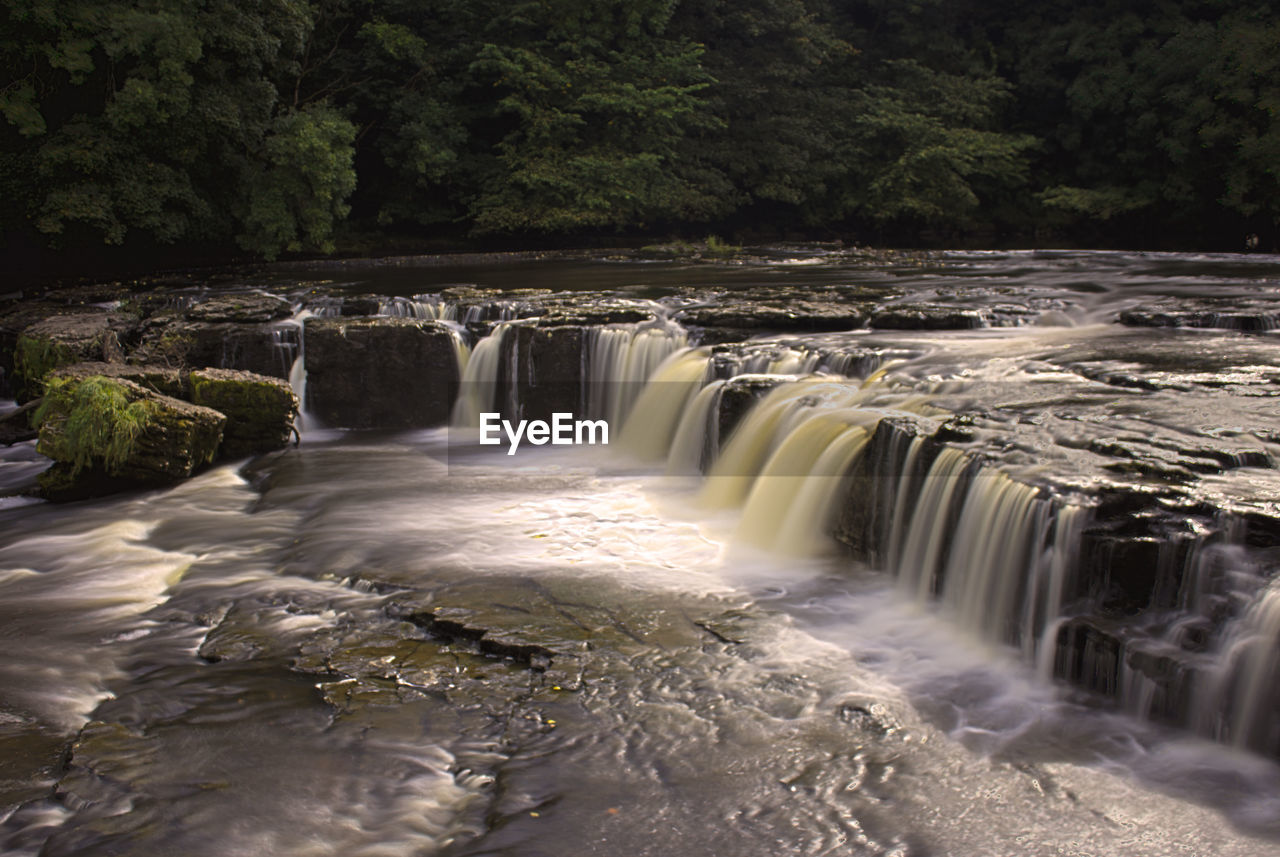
[
  {"xmin": 1, "ymin": 0, "xmax": 357, "ymax": 259},
  {"xmin": 464, "ymin": 0, "xmax": 720, "ymax": 232}
]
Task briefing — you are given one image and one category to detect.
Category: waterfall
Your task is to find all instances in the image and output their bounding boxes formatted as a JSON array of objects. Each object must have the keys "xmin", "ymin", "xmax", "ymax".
[
  {"xmin": 665, "ymin": 380, "xmax": 727, "ymax": 475},
  {"xmin": 616, "ymin": 350, "xmax": 712, "ymax": 461},
  {"xmin": 379, "ymin": 295, "xmax": 455, "ymax": 320},
  {"xmin": 451, "ymin": 322, "xmax": 515, "ymax": 428},
  {"xmin": 443, "ymin": 323, "xmax": 472, "ymax": 380},
  {"xmin": 696, "ymin": 373, "xmax": 935, "ymax": 554},
  {"xmin": 1196, "ymin": 577, "xmax": 1280, "ymax": 753},
  {"xmin": 1034, "ymin": 504, "xmax": 1086, "ymax": 675},
  {"xmin": 586, "ymin": 323, "xmax": 688, "ymax": 427},
  {"xmin": 737, "ymin": 414, "xmax": 877, "ymax": 555},
  {"xmin": 884, "ymin": 435, "xmax": 927, "ymax": 573},
  {"xmin": 275, "ymin": 308, "xmax": 316, "ymax": 431},
  {"xmin": 940, "ymin": 473, "xmax": 1053, "ymax": 648},
  {"xmin": 894, "ymin": 448, "xmax": 973, "ymax": 602}
]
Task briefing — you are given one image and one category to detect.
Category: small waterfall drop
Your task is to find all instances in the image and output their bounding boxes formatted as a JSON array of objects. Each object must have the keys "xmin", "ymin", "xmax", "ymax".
[
  {"xmin": 699, "ymin": 372, "xmax": 931, "ymax": 554},
  {"xmin": 893, "ymin": 448, "xmax": 973, "ymax": 602},
  {"xmin": 665, "ymin": 380, "xmax": 727, "ymax": 475},
  {"xmin": 452, "ymin": 322, "xmax": 515, "ymax": 427},
  {"xmin": 617, "ymin": 349, "xmax": 712, "ymax": 461},
  {"xmin": 737, "ymin": 414, "xmax": 877, "ymax": 555},
  {"xmin": 940, "ymin": 472, "xmax": 1052, "ymax": 648},
  {"xmin": 1196, "ymin": 578, "xmax": 1280, "ymax": 754},
  {"xmin": 379, "ymin": 295, "xmax": 455, "ymax": 320},
  {"xmin": 586, "ymin": 323, "xmax": 688, "ymax": 427},
  {"xmin": 276, "ymin": 308, "xmax": 316, "ymax": 431}
]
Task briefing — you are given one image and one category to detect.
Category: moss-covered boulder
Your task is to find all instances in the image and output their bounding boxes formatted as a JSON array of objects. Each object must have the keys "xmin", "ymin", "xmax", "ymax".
[
  {"xmin": 47, "ymin": 361, "xmax": 187, "ymax": 398},
  {"xmin": 12, "ymin": 311, "xmax": 137, "ymax": 401},
  {"xmin": 130, "ymin": 315, "xmax": 295, "ymax": 379},
  {"xmin": 35, "ymin": 375, "xmax": 224, "ymax": 500},
  {"xmin": 189, "ymin": 368, "xmax": 298, "ymax": 459}
]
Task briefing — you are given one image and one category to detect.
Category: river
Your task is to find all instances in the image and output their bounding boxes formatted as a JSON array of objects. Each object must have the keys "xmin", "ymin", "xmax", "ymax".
[{"xmin": 1, "ymin": 248, "xmax": 1278, "ymax": 855}]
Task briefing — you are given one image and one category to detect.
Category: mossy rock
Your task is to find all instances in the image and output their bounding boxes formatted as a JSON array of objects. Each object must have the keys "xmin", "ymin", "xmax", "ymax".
[
  {"xmin": 48, "ymin": 361, "xmax": 187, "ymax": 398},
  {"xmin": 12, "ymin": 311, "xmax": 136, "ymax": 401},
  {"xmin": 188, "ymin": 368, "xmax": 298, "ymax": 459},
  {"xmin": 35, "ymin": 375, "xmax": 224, "ymax": 500},
  {"xmin": 13, "ymin": 335, "xmax": 78, "ymax": 401}
]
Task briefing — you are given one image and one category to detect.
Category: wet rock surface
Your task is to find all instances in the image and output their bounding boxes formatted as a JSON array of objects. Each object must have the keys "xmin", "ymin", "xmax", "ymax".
[
  {"xmin": 4, "ymin": 247, "xmax": 1280, "ymax": 797},
  {"xmin": 182, "ymin": 292, "xmax": 294, "ymax": 324},
  {"xmin": 305, "ymin": 317, "xmax": 459, "ymax": 428},
  {"xmin": 1119, "ymin": 297, "xmax": 1280, "ymax": 332},
  {"xmin": 10, "ymin": 310, "xmax": 137, "ymax": 400},
  {"xmin": 188, "ymin": 368, "xmax": 299, "ymax": 459},
  {"xmin": 47, "ymin": 361, "xmax": 186, "ymax": 398},
  {"xmin": 130, "ymin": 314, "xmax": 295, "ymax": 378}
]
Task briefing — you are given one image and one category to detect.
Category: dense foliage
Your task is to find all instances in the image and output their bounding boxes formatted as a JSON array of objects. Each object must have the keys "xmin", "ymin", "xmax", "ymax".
[{"xmin": 3, "ymin": 0, "xmax": 1276, "ymax": 263}]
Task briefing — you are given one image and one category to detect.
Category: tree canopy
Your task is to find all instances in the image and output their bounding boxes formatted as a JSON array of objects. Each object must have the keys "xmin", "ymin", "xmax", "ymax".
[{"xmin": 3, "ymin": 0, "xmax": 1276, "ymax": 265}]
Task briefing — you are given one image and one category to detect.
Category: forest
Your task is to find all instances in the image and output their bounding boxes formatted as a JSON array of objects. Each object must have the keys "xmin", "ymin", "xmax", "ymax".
[{"xmin": 3, "ymin": 0, "xmax": 1277, "ymax": 274}]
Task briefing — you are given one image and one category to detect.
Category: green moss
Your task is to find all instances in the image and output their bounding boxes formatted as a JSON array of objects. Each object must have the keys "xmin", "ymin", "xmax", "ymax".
[
  {"xmin": 703, "ymin": 235, "xmax": 741, "ymax": 257},
  {"xmin": 13, "ymin": 335, "xmax": 75, "ymax": 398},
  {"xmin": 146, "ymin": 329, "xmax": 195, "ymax": 368},
  {"xmin": 189, "ymin": 374, "xmax": 288, "ymax": 411},
  {"xmin": 34, "ymin": 376, "xmax": 158, "ymax": 476}
]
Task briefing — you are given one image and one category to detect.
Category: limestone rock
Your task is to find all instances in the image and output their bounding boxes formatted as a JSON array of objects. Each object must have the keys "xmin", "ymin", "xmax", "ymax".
[
  {"xmin": 11, "ymin": 310, "xmax": 137, "ymax": 400},
  {"xmin": 183, "ymin": 293, "xmax": 294, "ymax": 324},
  {"xmin": 130, "ymin": 315, "xmax": 295, "ymax": 379},
  {"xmin": 189, "ymin": 368, "xmax": 298, "ymax": 459},
  {"xmin": 304, "ymin": 317, "xmax": 460, "ymax": 428},
  {"xmin": 36, "ymin": 376, "xmax": 224, "ymax": 500}
]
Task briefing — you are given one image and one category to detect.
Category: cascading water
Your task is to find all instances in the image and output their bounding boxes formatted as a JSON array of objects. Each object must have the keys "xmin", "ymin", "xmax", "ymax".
[
  {"xmin": 1197, "ymin": 577, "xmax": 1280, "ymax": 754},
  {"xmin": 451, "ymin": 322, "xmax": 515, "ymax": 427},
  {"xmin": 275, "ymin": 308, "xmax": 315, "ymax": 431},
  {"xmin": 7, "ymin": 251, "xmax": 1280, "ymax": 855},
  {"xmin": 379, "ymin": 294, "xmax": 455, "ymax": 320},
  {"xmin": 736, "ymin": 413, "xmax": 877, "ymax": 555},
  {"xmin": 586, "ymin": 323, "xmax": 688, "ymax": 427},
  {"xmin": 665, "ymin": 380, "xmax": 727, "ymax": 475},
  {"xmin": 616, "ymin": 349, "xmax": 712, "ymax": 462}
]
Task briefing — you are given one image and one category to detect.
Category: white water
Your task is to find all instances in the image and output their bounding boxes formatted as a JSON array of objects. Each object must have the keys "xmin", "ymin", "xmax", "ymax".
[
  {"xmin": 451, "ymin": 321, "xmax": 516, "ymax": 427},
  {"xmin": 1198, "ymin": 578, "xmax": 1280, "ymax": 750},
  {"xmin": 665, "ymin": 379, "xmax": 727, "ymax": 475},
  {"xmin": 379, "ymin": 295, "xmax": 454, "ymax": 320},
  {"xmin": 277, "ymin": 308, "xmax": 315, "ymax": 431},
  {"xmin": 586, "ymin": 323, "xmax": 688, "ymax": 426},
  {"xmin": 617, "ymin": 349, "xmax": 711, "ymax": 461}
]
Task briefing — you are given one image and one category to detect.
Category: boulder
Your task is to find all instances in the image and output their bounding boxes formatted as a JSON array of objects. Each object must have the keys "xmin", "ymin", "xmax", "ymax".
[
  {"xmin": 1119, "ymin": 300, "xmax": 1280, "ymax": 333},
  {"xmin": 509, "ymin": 324, "xmax": 585, "ymax": 423},
  {"xmin": 870, "ymin": 304, "xmax": 985, "ymax": 330},
  {"xmin": 11, "ymin": 310, "xmax": 137, "ymax": 401},
  {"xmin": 304, "ymin": 317, "xmax": 461, "ymax": 428},
  {"xmin": 715, "ymin": 375, "xmax": 788, "ymax": 448},
  {"xmin": 47, "ymin": 361, "xmax": 186, "ymax": 398},
  {"xmin": 35, "ymin": 375, "xmax": 224, "ymax": 500},
  {"xmin": 189, "ymin": 368, "xmax": 298, "ymax": 458},
  {"xmin": 183, "ymin": 293, "xmax": 294, "ymax": 324},
  {"xmin": 130, "ymin": 315, "xmax": 296, "ymax": 379},
  {"xmin": 679, "ymin": 303, "xmax": 867, "ymax": 332}
]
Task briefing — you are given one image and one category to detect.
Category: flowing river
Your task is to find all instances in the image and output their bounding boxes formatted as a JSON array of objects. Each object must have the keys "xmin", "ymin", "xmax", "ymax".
[{"xmin": 2, "ymin": 249, "xmax": 1279, "ymax": 855}]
